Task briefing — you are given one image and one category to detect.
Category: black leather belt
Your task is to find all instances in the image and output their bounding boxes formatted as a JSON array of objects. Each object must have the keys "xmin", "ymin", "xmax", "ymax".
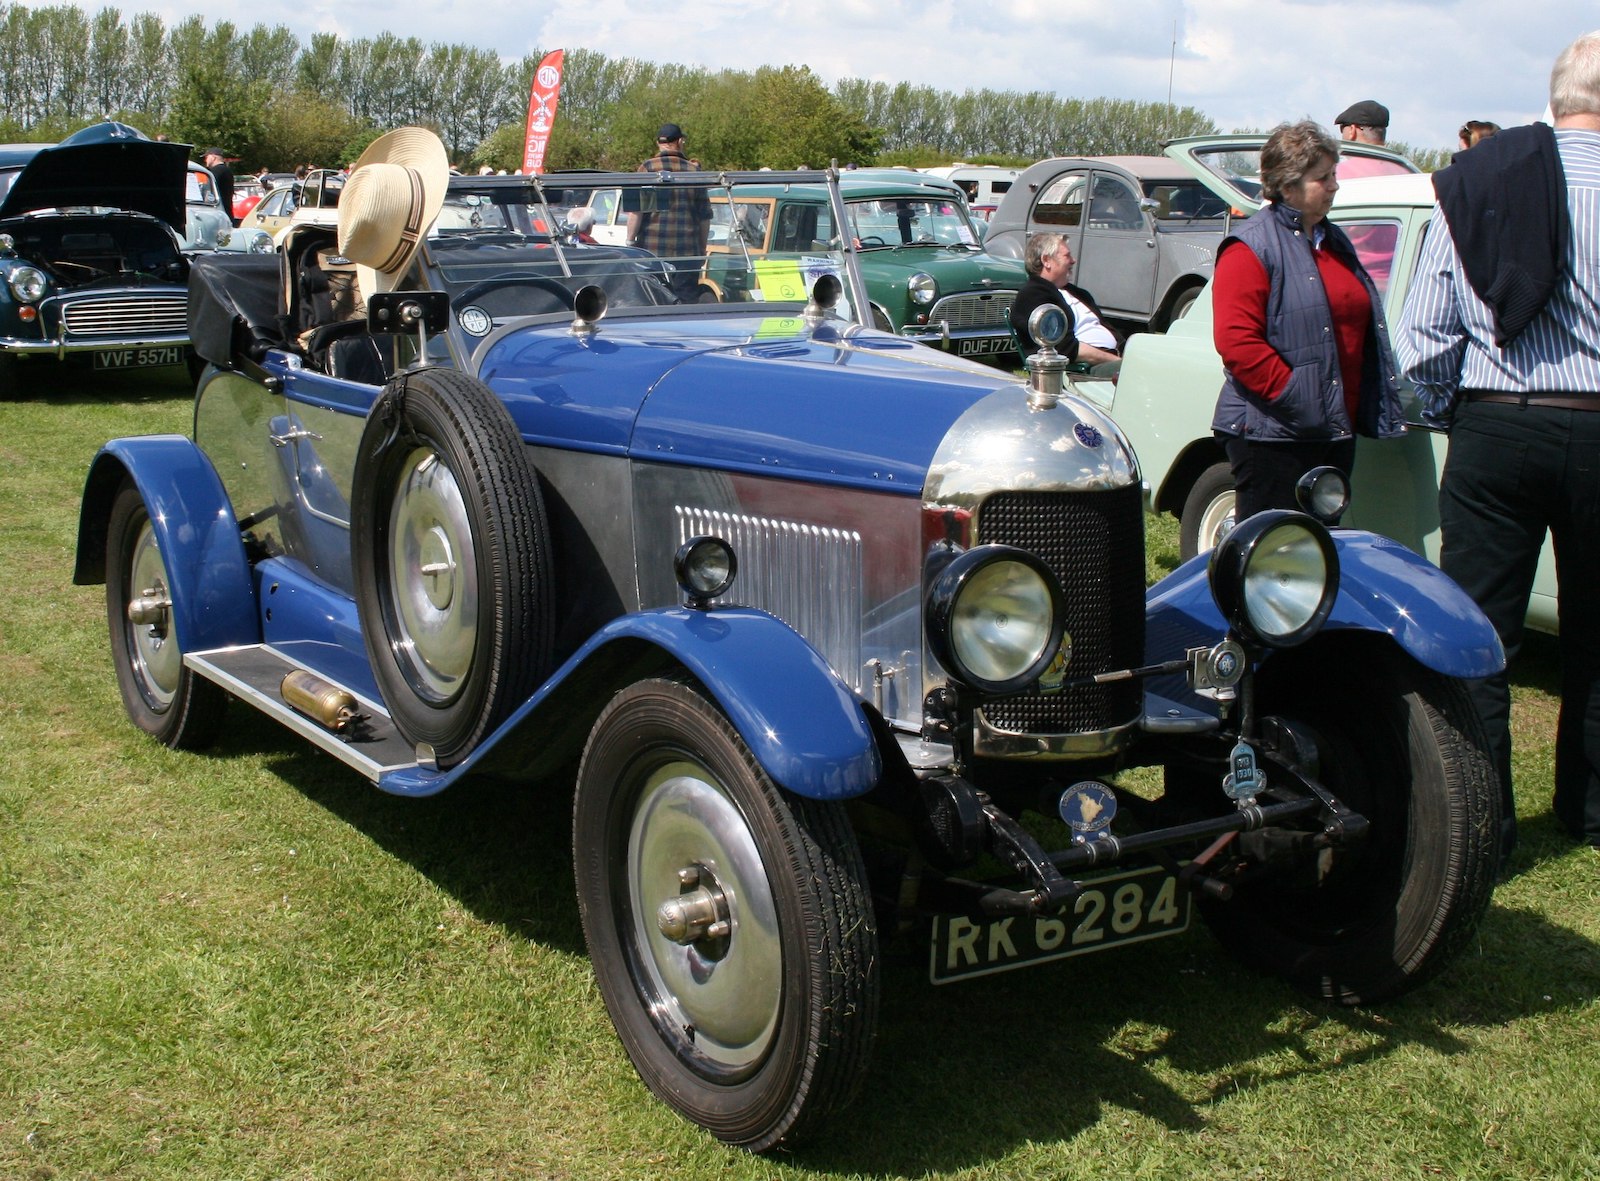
[{"xmin": 1463, "ymin": 390, "xmax": 1600, "ymax": 411}]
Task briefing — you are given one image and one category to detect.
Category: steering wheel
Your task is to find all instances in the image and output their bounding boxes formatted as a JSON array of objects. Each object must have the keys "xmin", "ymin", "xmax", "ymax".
[
  {"xmin": 452, "ymin": 275, "xmax": 576, "ymax": 312},
  {"xmin": 856, "ymin": 235, "xmax": 886, "ymax": 247}
]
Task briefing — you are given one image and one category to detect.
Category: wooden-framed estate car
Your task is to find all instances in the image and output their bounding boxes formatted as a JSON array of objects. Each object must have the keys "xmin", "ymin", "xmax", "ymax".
[
  {"xmin": 983, "ymin": 136, "xmax": 1420, "ymax": 332},
  {"xmin": 76, "ymin": 157, "xmax": 1506, "ymax": 1150},
  {"xmin": 0, "ymin": 121, "xmax": 192, "ymax": 386},
  {"xmin": 1103, "ymin": 170, "xmax": 1557, "ymax": 634}
]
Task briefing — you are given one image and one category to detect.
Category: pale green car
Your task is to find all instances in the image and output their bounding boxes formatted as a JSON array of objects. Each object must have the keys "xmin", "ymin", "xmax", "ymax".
[{"xmin": 1100, "ymin": 168, "xmax": 1558, "ymax": 634}]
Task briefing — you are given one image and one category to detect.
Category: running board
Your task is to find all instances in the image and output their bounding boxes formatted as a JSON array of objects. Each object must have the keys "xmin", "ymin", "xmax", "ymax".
[{"xmin": 186, "ymin": 645, "xmax": 418, "ymax": 781}]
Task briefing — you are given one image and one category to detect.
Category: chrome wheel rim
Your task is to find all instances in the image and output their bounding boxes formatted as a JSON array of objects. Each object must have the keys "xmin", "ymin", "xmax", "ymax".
[
  {"xmin": 627, "ymin": 759, "xmax": 781, "ymax": 1075},
  {"xmin": 125, "ymin": 519, "xmax": 179, "ymax": 711},
  {"xmin": 1200, "ymin": 489, "xmax": 1236, "ymax": 553},
  {"xmin": 387, "ymin": 446, "xmax": 478, "ymax": 703}
]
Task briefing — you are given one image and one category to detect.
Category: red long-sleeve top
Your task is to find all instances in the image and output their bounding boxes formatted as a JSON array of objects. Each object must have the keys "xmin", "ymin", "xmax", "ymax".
[{"xmin": 1212, "ymin": 236, "xmax": 1371, "ymax": 423}]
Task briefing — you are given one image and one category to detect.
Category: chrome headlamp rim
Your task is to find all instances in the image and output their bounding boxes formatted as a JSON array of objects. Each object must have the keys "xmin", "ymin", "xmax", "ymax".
[
  {"xmin": 926, "ymin": 544, "xmax": 1065, "ymax": 695},
  {"xmin": 908, "ymin": 271, "xmax": 937, "ymax": 306},
  {"xmin": 1208, "ymin": 510, "xmax": 1339, "ymax": 648},
  {"xmin": 10, "ymin": 265, "xmax": 48, "ymax": 303}
]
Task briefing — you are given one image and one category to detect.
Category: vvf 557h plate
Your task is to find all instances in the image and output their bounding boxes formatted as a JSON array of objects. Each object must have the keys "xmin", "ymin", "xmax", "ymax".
[{"xmin": 930, "ymin": 863, "xmax": 1191, "ymax": 984}]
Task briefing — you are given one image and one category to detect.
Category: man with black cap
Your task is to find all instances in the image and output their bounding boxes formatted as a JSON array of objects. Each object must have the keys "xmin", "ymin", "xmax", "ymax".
[
  {"xmin": 1335, "ymin": 100, "xmax": 1389, "ymax": 145},
  {"xmin": 627, "ymin": 123, "xmax": 711, "ymax": 301},
  {"xmin": 202, "ymin": 147, "xmax": 236, "ymax": 225}
]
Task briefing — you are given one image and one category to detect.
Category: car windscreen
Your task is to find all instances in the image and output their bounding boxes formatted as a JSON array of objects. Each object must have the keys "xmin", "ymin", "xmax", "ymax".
[
  {"xmin": 846, "ymin": 197, "xmax": 980, "ymax": 249},
  {"xmin": 1142, "ymin": 179, "xmax": 1230, "ymax": 221},
  {"xmin": 1188, "ymin": 147, "xmax": 1416, "ymax": 201},
  {"xmin": 424, "ymin": 175, "xmax": 858, "ymax": 326}
]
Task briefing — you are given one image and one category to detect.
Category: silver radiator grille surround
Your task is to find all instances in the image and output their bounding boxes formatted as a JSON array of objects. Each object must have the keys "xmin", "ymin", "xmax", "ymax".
[
  {"xmin": 674, "ymin": 506, "xmax": 865, "ymax": 692},
  {"xmin": 61, "ymin": 296, "xmax": 188, "ymax": 337}
]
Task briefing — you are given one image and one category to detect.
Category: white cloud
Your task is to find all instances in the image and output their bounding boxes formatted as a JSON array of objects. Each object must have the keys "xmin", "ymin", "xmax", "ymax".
[{"xmin": 48, "ymin": 0, "xmax": 1600, "ymax": 151}]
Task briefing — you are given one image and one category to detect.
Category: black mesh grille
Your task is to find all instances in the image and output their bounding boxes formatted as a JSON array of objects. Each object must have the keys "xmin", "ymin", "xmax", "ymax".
[{"xmin": 976, "ymin": 484, "xmax": 1146, "ymax": 734}]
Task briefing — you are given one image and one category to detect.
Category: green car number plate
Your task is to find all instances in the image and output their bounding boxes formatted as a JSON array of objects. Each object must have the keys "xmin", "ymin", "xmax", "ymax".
[
  {"xmin": 929, "ymin": 863, "xmax": 1191, "ymax": 984},
  {"xmin": 93, "ymin": 346, "xmax": 185, "ymax": 370}
]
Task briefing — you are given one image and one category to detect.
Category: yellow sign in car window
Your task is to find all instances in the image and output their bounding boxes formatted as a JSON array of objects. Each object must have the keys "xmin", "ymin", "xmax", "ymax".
[{"xmin": 754, "ymin": 259, "xmax": 807, "ymax": 302}]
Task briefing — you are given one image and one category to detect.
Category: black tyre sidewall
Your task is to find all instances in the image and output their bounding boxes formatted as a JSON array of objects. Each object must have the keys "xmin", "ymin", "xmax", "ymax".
[
  {"xmin": 573, "ymin": 679, "xmax": 877, "ymax": 1150},
  {"xmin": 350, "ymin": 368, "xmax": 552, "ymax": 765},
  {"xmin": 1179, "ymin": 460, "xmax": 1234, "ymax": 560},
  {"xmin": 105, "ymin": 479, "xmax": 226, "ymax": 749},
  {"xmin": 1202, "ymin": 645, "xmax": 1498, "ymax": 1004}
]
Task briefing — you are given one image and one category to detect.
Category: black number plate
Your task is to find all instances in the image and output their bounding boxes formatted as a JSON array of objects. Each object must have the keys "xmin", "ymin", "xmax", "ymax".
[
  {"xmin": 955, "ymin": 336, "xmax": 1011, "ymax": 357},
  {"xmin": 93, "ymin": 346, "xmax": 185, "ymax": 370},
  {"xmin": 929, "ymin": 864, "xmax": 1191, "ymax": 984}
]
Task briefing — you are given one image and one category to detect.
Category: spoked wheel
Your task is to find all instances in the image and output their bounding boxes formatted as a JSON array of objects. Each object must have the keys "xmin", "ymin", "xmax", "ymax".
[
  {"xmin": 105, "ymin": 479, "xmax": 226, "ymax": 748},
  {"xmin": 350, "ymin": 368, "xmax": 552, "ymax": 766},
  {"xmin": 1201, "ymin": 642, "xmax": 1499, "ymax": 1004},
  {"xmin": 573, "ymin": 678, "xmax": 879, "ymax": 1150},
  {"xmin": 1179, "ymin": 460, "xmax": 1235, "ymax": 559}
]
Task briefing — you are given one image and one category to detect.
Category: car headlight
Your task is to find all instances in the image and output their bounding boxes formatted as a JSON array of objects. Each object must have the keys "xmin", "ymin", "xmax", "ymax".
[
  {"xmin": 248, "ymin": 233, "xmax": 275, "ymax": 255},
  {"xmin": 10, "ymin": 266, "xmax": 47, "ymax": 302},
  {"xmin": 908, "ymin": 272, "xmax": 937, "ymax": 306},
  {"xmin": 1295, "ymin": 465, "xmax": 1350, "ymax": 524},
  {"xmin": 1208, "ymin": 510, "xmax": 1339, "ymax": 648},
  {"xmin": 927, "ymin": 545, "xmax": 1064, "ymax": 694},
  {"xmin": 674, "ymin": 536, "xmax": 737, "ymax": 609}
]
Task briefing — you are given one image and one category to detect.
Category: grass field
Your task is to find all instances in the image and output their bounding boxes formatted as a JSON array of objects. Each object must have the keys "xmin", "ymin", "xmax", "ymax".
[{"xmin": 2, "ymin": 369, "xmax": 1597, "ymax": 1180}]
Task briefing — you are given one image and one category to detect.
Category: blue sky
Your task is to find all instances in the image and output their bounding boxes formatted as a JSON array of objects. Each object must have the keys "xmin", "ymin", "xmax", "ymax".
[{"xmin": 123, "ymin": 0, "xmax": 1592, "ymax": 151}]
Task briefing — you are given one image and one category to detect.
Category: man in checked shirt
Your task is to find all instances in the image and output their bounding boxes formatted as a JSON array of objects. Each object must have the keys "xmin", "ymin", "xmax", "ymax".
[
  {"xmin": 1398, "ymin": 29, "xmax": 1600, "ymax": 866},
  {"xmin": 626, "ymin": 122, "xmax": 712, "ymax": 302}
]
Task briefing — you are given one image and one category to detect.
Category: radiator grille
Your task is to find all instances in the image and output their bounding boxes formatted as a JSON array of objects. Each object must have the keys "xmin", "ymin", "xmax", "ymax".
[
  {"xmin": 976, "ymin": 484, "xmax": 1146, "ymax": 734},
  {"xmin": 62, "ymin": 297, "xmax": 188, "ymax": 338},
  {"xmin": 675, "ymin": 507, "xmax": 863, "ymax": 690},
  {"xmin": 927, "ymin": 291, "xmax": 1015, "ymax": 330}
]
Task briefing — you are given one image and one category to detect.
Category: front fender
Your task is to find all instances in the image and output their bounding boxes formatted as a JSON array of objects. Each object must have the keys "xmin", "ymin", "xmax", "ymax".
[
  {"xmin": 382, "ymin": 606, "xmax": 882, "ymax": 801},
  {"xmin": 1146, "ymin": 529, "xmax": 1503, "ymax": 679},
  {"xmin": 75, "ymin": 436, "xmax": 259, "ymax": 653}
]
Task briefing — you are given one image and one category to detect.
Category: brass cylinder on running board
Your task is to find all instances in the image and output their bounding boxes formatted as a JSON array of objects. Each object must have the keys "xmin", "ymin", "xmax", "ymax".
[{"xmin": 281, "ymin": 669, "xmax": 362, "ymax": 734}]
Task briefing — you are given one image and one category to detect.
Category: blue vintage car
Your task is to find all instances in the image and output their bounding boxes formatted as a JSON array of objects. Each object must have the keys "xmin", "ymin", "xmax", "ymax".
[
  {"xmin": 0, "ymin": 122, "xmax": 193, "ymax": 387},
  {"xmin": 75, "ymin": 148, "xmax": 1504, "ymax": 1151}
]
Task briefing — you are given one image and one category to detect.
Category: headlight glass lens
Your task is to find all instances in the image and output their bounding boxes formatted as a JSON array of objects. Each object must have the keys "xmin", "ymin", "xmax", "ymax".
[
  {"xmin": 950, "ymin": 558, "xmax": 1057, "ymax": 686},
  {"xmin": 11, "ymin": 266, "xmax": 47, "ymax": 302},
  {"xmin": 908, "ymin": 272, "xmax": 937, "ymax": 306},
  {"xmin": 1296, "ymin": 465, "xmax": 1351, "ymax": 524},
  {"xmin": 1243, "ymin": 522, "xmax": 1332, "ymax": 639},
  {"xmin": 1210, "ymin": 510, "xmax": 1339, "ymax": 648}
]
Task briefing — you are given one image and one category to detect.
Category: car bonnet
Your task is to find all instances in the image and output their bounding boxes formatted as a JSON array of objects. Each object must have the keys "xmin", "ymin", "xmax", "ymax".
[{"xmin": 0, "ymin": 122, "xmax": 190, "ymax": 228}]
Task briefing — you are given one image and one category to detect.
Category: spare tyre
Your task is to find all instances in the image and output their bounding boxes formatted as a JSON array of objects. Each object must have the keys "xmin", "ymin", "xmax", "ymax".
[{"xmin": 351, "ymin": 367, "xmax": 553, "ymax": 766}]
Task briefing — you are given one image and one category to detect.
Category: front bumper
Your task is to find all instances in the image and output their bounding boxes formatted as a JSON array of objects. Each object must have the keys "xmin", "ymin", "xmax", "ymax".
[{"xmin": 900, "ymin": 324, "xmax": 1015, "ymax": 360}]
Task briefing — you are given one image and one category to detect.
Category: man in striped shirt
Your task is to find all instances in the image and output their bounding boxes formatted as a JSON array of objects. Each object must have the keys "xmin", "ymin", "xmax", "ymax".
[{"xmin": 1398, "ymin": 29, "xmax": 1600, "ymax": 863}]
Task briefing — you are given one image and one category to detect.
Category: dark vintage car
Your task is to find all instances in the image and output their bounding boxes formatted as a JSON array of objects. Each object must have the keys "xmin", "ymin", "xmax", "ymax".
[
  {"xmin": 76, "ymin": 154, "xmax": 1504, "ymax": 1151},
  {"xmin": 0, "ymin": 121, "xmax": 192, "ymax": 386}
]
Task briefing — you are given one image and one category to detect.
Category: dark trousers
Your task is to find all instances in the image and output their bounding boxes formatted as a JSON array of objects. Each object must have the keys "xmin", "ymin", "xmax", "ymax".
[
  {"xmin": 1222, "ymin": 435, "xmax": 1357, "ymax": 521},
  {"xmin": 1439, "ymin": 399, "xmax": 1600, "ymax": 850}
]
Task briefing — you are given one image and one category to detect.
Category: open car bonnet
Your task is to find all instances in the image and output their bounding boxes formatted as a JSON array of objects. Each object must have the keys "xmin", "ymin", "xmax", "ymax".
[{"xmin": 0, "ymin": 122, "xmax": 191, "ymax": 228}]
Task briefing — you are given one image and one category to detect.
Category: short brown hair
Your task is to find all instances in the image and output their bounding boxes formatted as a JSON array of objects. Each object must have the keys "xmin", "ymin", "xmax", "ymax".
[{"xmin": 1260, "ymin": 120, "xmax": 1341, "ymax": 203}]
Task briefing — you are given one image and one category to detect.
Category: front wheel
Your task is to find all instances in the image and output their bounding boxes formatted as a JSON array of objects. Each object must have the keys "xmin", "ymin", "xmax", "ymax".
[
  {"xmin": 572, "ymin": 678, "xmax": 879, "ymax": 1150},
  {"xmin": 1201, "ymin": 644, "xmax": 1499, "ymax": 1004},
  {"xmin": 1179, "ymin": 460, "xmax": 1235, "ymax": 559},
  {"xmin": 105, "ymin": 479, "xmax": 227, "ymax": 749}
]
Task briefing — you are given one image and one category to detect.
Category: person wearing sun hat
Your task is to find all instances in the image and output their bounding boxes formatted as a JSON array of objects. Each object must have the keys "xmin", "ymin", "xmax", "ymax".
[{"xmin": 337, "ymin": 126, "xmax": 450, "ymax": 300}]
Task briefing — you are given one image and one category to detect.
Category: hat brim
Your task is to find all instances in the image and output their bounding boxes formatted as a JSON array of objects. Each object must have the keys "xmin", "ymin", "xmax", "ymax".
[{"xmin": 338, "ymin": 127, "xmax": 450, "ymax": 296}]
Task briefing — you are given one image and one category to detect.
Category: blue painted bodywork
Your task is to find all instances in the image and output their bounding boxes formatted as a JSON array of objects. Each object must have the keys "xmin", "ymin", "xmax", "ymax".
[
  {"xmin": 77, "ymin": 436, "xmax": 259, "ymax": 652},
  {"xmin": 381, "ymin": 606, "xmax": 882, "ymax": 799},
  {"xmin": 1145, "ymin": 531, "xmax": 1504, "ymax": 681},
  {"xmin": 476, "ymin": 314, "xmax": 1010, "ymax": 491}
]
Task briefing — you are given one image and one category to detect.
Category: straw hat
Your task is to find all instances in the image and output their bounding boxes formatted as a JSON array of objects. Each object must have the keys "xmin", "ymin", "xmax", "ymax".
[{"xmin": 338, "ymin": 127, "xmax": 449, "ymax": 296}]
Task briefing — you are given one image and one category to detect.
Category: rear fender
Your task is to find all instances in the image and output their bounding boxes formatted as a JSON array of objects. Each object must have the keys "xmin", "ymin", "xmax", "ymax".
[
  {"xmin": 1146, "ymin": 529, "xmax": 1503, "ymax": 679},
  {"xmin": 389, "ymin": 606, "xmax": 883, "ymax": 801},
  {"xmin": 75, "ymin": 436, "xmax": 259, "ymax": 652}
]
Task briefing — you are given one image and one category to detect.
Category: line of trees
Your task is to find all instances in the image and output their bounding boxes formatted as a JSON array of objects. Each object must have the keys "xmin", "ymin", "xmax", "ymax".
[{"xmin": 0, "ymin": 4, "xmax": 1218, "ymax": 171}]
